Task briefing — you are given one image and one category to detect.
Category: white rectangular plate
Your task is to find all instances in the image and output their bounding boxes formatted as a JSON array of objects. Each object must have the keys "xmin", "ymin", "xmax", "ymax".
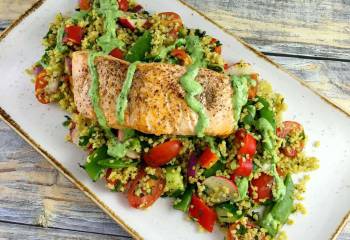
[{"xmin": 0, "ymin": 0, "xmax": 349, "ymax": 239}]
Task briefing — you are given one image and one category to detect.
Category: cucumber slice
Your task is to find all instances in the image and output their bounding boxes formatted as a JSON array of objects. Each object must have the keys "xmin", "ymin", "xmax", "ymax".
[
  {"xmin": 215, "ymin": 202, "xmax": 242, "ymax": 223},
  {"xmin": 165, "ymin": 166, "xmax": 185, "ymax": 196}
]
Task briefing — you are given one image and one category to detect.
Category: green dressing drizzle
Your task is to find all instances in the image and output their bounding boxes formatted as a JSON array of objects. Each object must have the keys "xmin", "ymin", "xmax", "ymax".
[
  {"xmin": 86, "ymin": 0, "xmax": 130, "ymax": 159},
  {"xmin": 96, "ymin": 0, "xmax": 124, "ymax": 53},
  {"xmin": 180, "ymin": 36, "xmax": 209, "ymax": 137},
  {"xmin": 56, "ymin": 26, "xmax": 68, "ymax": 53},
  {"xmin": 116, "ymin": 61, "xmax": 140, "ymax": 124},
  {"xmin": 71, "ymin": 11, "xmax": 88, "ymax": 23},
  {"xmin": 88, "ymin": 52, "xmax": 127, "ymax": 158},
  {"xmin": 231, "ymin": 75, "xmax": 249, "ymax": 127}
]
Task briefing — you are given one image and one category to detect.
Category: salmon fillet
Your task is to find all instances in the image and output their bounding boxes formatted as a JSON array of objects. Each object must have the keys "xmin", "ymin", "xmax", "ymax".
[{"xmin": 71, "ymin": 51, "xmax": 235, "ymax": 136}]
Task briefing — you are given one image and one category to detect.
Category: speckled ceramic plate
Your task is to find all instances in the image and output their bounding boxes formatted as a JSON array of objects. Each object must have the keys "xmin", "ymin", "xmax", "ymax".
[{"xmin": 0, "ymin": 0, "xmax": 349, "ymax": 239}]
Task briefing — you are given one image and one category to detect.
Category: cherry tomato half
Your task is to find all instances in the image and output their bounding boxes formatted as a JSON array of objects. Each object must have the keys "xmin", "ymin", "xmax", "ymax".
[
  {"xmin": 118, "ymin": 0, "xmax": 129, "ymax": 11},
  {"xmin": 35, "ymin": 70, "xmax": 50, "ymax": 104},
  {"xmin": 189, "ymin": 196, "xmax": 217, "ymax": 232},
  {"xmin": 248, "ymin": 173, "xmax": 274, "ymax": 203},
  {"xmin": 143, "ymin": 140, "xmax": 182, "ymax": 167},
  {"xmin": 79, "ymin": 0, "xmax": 91, "ymax": 11},
  {"xmin": 127, "ymin": 169, "xmax": 165, "ymax": 209},
  {"xmin": 277, "ymin": 121, "xmax": 305, "ymax": 158},
  {"xmin": 158, "ymin": 12, "xmax": 183, "ymax": 39}
]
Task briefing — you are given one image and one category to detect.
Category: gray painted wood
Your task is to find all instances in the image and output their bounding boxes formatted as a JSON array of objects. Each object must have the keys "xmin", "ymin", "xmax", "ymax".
[
  {"xmin": 1, "ymin": 0, "xmax": 350, "ymax": 59},
  {"xmin": 0, "ymin": 0, "xmax": 349, "ymax": 239},
  {"xmin": 183, "ymin": 0, "xmax": 350, "ymax": 60},
  {"xmin": 0, "ymin": 222, "xmax": 131, "ymax": 240}
]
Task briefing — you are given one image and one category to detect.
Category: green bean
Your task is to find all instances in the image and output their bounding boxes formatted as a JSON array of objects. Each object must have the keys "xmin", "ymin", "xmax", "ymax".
[
  {"xmin": 84, "ymin": 145, "xmax": 110, "ymax": 181},
  {"xmin": 173, "ymin": 185, "xmax": 194, "ymax": 212},
  {"xmin": 259, "ymin": 174, "xmax": 294, "ymax": 236}
]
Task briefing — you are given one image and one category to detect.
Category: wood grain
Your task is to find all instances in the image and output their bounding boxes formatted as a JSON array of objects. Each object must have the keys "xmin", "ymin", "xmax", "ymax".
[
  {"xmin": 0, "ymin": 222, "xmax": 131, "ymax": 240},
  {"xmin": 184, "ymin": 0, "xmax": 350, "ymax": 60},
  {"xmin": 0, "ymin": 0, "xmax": 349, "ymax": 239},
  {"xmin": 1, "ymin": 0, "xmax": 350, "ymax": 60}
]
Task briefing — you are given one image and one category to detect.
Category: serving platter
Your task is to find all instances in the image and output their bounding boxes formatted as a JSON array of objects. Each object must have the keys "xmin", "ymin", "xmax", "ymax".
[{"xmin": 0, "ymin": 0, "xmax": 349, "ymax": 239}]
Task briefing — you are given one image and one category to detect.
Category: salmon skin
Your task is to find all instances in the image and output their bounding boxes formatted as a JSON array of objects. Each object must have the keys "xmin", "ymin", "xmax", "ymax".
[{"xmin": 71, "ymin": 51, "xmax": 235, "ymax": 136}]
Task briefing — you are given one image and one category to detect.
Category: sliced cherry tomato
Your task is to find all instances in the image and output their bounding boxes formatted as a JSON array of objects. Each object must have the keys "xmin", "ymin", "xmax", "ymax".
[
  {"xmin": 277, "ymin": 121, "xmax": 305, "ymax": 158},
  {"xmin": 248, "ymin": 173, "xmax": 274, "ymax": 203},
  {"xmin": 171, "ymin": 49, "xmax": 192, "ymax": 66},
  {"xmin": 79, "ymin": 0, "xmax": 91, "ymax": 11},
  {"xmin": 35, "ymin": 70, "xmax": 50, "ymax": 104},
  {"xmin": 238, "ymin": 133, "xmax": 256, "ymax": 156},
  {"xmin": 127, "ymin": 168, "xmax": 165, "ymax": 209},
  {"xmin": 227, "ymin": 221, "xmax": 258, "ymax": 240},
  {"xmin": 109, "ymin": 48, "xmax": 124, "ymax": 59},
  {"xmin": 63, "ymin": 25, "xmax": 84, "ymax": 45},
  {"xmin": 143, "ymin": 140, "xmax": 182, "ymax": 167},
  {"xmin": 118, "ymin": 17, "xmax": 136, "ymax": 31},
  {"xmin": 224, "ymin": 63, "xmax": 229, "ymax": 70},
  {"xmin": 234, "ymin": 154, "xmax": 253, "ymax": 177},
  {"xmin": 199, "ymin": 147, "xmax": 219, "ymax": 169},
  {"xmin": 277, "ymin": 121, "xmax": 302, "ymax": 138},
  {"xmin": 189, "ymin": 196, "xmax": 217, "ymax": 232},
  {"xmin": 214, "ymin": 45, "xmax": 222, "ymax": 54},
  {"xmin": 158, "ymin": 12, "xmax": 183, "ymax": 39},
  {"xmin": 117, "ymin": 0, "xmax": 129, "ymax": 11},
  {"xmin": 248, "ymin": 73, "xmax": 259, "ymax": 99}
]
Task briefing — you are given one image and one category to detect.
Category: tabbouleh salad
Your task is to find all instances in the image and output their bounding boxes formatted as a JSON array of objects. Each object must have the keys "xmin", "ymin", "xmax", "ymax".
[{"xmin": 30, "ymin": 0, "xmax": 319, "ymax": 239}]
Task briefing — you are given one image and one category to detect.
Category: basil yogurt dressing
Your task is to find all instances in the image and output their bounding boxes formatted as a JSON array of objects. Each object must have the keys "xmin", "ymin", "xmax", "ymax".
[
  {"xmin": 180, "ymin": 36, "xmax": 209, "ymax": 137},
  {"xmin": 87, "ymin": 0, "xmax": 130, "ymax": 159}
]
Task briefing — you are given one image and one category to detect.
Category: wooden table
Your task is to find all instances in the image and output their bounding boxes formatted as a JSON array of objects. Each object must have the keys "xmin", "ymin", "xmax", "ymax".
[{"xmin": 0, "ymin": 0, "xmax": 349, "ymax": 239}]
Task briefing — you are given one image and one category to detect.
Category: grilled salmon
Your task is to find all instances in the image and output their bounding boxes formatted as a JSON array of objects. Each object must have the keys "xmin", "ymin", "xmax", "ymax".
[{"xmin": 71, "ymin": 51, "xmax": 235, "ymax": 136}]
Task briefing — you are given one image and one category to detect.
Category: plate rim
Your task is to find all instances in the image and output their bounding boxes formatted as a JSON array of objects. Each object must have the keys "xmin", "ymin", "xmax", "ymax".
[{"xmin": 0, "ymin": 0, "xmax": 349, "ymax": 239}]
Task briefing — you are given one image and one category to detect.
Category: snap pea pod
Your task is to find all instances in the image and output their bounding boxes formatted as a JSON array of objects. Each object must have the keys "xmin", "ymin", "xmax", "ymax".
[
  {"xmin": 97, "ymin": 159, "xmax": 138, "ymax": 168},
  {"xmin": 84, "ymin": 145, "xmax": 110, "ymax": 181},
  {"xmin": 235, "ymin": 177, "xmax": 249, "ymax": 201},
  {"xmin": 241, "ymin": 104, "xmax": 256, "ymax": 125},
  {"xmin": 203, "ymin": 160, "xmax": 225, "ymax": 178},
  {"xmin": 255, "ymin": 117, "xmax": 275, "ymax": 152},
  {"xmin": 257, "ymin": 97, "xmax": 276, "ymax": 130},
  {"xmin": 259, "ymin": 174, "xmax": 294, "ymax": 236},
  {"xmin": 173, "ymin": 185, "xmax": 194, "ymax": 212}
]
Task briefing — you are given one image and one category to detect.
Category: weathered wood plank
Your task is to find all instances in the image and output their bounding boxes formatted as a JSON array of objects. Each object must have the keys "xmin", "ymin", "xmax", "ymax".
[
  {"xmin": 182, "ymin": 0, "xmax": 350, "ymax": 60},
  {"xmin": 1, "ymin": 0, "xmax": 350, "ymax": 59},
  {"xmin": 0, "ymin": 221, "xmax": 131, "ymax": 240},
  {"xmin": 270, "ymin": 56, "xmax": 350, "ymax": 115},
  {"xmin": 0, "ymin": 0, "xmax": 37, "ymax": 24},
  {"xmin": 0, "ymin": 122, "xmax": 129, "ymax": 237}
]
